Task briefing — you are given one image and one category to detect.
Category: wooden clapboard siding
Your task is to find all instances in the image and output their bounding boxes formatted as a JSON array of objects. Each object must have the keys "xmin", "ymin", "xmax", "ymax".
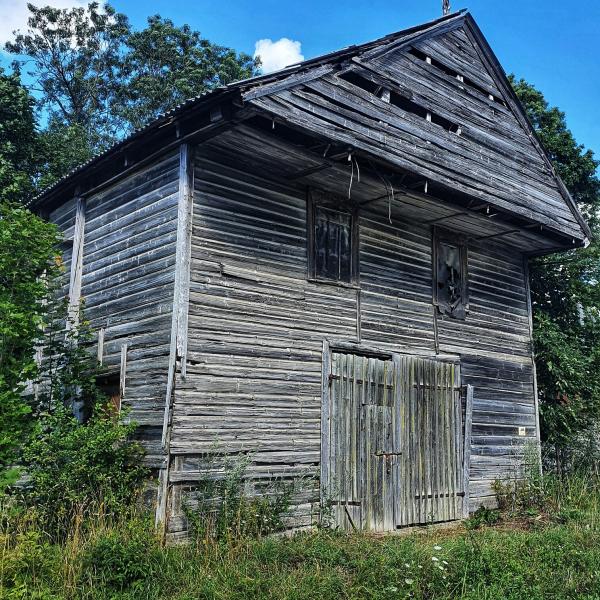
[
  {"xmin": 166, "ymin": 150, "xmax": 352, "ymax": 538},
  {"xmin": 358, "ymin": 200, "xmax": 534, "ymax": 511},
  {"xmin": 247, "ymin": 23, "xmax": 582, "ymax": 241},
  {"xmin": 47, "ymin": 151, "xmax": 181, "ymax": 467},
  {"xmin": 165, "ymin": 137, "xmax": 538, "ymax": 537}
]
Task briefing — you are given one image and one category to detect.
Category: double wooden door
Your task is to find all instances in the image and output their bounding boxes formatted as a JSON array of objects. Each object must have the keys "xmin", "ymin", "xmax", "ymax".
[{"xmin": 322, "ymin": 351, "xmax": 467, "ymax": 531}]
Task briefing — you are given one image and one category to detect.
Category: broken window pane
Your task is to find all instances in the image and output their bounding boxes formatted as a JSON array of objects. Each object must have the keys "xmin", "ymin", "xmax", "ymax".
[
  {"xmin": 434, "ymin": 229, "xmax": 468, "ymax": 319},
  {"xmin": 314, "ymin": 206, "xmax": 352, "ymax": 282},
  {"xmin": 309, "ymin": 188, "xmax": 356, "ymax": 284}
]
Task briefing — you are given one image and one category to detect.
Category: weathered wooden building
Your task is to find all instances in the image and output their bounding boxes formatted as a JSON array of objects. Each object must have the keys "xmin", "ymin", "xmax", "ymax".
[{"xmin": 32, "ymin": 11, "xmax": 590, "ymax": 539}]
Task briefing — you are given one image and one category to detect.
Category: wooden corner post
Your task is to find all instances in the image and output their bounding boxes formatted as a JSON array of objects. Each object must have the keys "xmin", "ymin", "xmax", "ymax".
[
  {"xmin": 156, "ymin": 143, "xmax": 195, "ymax": 531},
  {"xmin": 320, "ymin": 340, "xmax": 331, "ymax": 520},
  {"xmin": 462, "ymin": 384, "xmax": 474, "ymax": 518}
]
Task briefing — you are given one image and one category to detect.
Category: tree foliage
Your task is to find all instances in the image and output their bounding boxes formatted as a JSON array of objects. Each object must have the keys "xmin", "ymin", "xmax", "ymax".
[
  {"xmin": 6, "ymin": 2, "xmax": 130, "ymax": 151},
  {"xmin": 0, "ymin": 68, "xmax": 38, "ymax": 203},
  {"xmin": 115, "ymin": 14, "xmax": 258, "ymax": 131},
  {"xmin": 23, "ymin": 403, "xmax": 147, "ymax": 539},
  {"xmin": 511, "ymin": 77, "xmax": 600, "ymax": 462},
  {"xmin": 37, "ymin": 119, "xmax": 94, "ymax": 192},
  {"xmin": 0, "ymin": 202, "xmax": 60, "ymax": 483},
  {"xmin": 5, "ymin": 2, "xmax": 259, "ymax": 166}
]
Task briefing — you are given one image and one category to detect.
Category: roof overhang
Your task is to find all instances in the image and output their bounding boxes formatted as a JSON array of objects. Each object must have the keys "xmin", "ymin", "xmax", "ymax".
[{"xmin": 31, "ymin": 9, "xmax": 590, "ymax": 254}]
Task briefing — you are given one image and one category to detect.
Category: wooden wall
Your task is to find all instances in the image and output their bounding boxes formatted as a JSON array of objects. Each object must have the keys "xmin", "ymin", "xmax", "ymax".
[
  {"xmin": 166, "ymin": 145, "xmax": 536, "ymax": 538},
  {"xmin": 49, "ymin": 151, "xmax": 181, "ymax": 469},
  {"xmin": 248, "ymin": 23, "xmax": 584, "ymax": 241}
]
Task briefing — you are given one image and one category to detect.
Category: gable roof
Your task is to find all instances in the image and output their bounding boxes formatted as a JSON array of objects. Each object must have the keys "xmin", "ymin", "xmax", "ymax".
[{"xmin": 32, "ymin": 9, "xmax": 590, "ymax": 244}]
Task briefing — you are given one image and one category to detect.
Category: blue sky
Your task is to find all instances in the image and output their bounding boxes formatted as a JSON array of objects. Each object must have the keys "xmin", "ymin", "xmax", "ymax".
[{"xmin": 2, "ymin": 0, "xmax": 599, "ymax": 157}]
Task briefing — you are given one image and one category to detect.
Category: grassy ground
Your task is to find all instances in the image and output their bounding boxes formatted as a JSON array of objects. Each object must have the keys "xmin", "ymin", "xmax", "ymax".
[{"xmin": 3, "ymin": 474, "xmax": 600, "ymax": 599}]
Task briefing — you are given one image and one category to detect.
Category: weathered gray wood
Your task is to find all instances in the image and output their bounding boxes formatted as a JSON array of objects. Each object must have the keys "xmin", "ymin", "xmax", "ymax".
[
  {"xmin": 250, "ymin": 81, "xmax": 582, "ymax": 239},
  {"xmin": 119, "ymin": 344, "xmax": 128, "ymax": 406},
  {"xmin": 243, "ymin": 64, "xmax": 336, "ymax": 101},
  {"xmin": 319, "ymin": 339, "xmax": 331, "ymax": 518},
  {"xmin": 324, "ymin": 350, "xmax": 462, "ymax": 531},
  {"xmin": 176, "ymin": 145, "xmax": 194, "ymax": 378},
  {"xmin": 523, "ymin": 257, "xmax": 542, "ymax": 472},
  {"xmin": 67, "ymin": 197, "xmax": 86, "ymax": 327},
  {"xmin": 97, "ymin": 328, "xmax": 105, "ymax": 365},
  {"xmin": 41, "ymin": 13, "xmax": 577, "ymax": 539},
  {"xmin": 157, "ymin": 143, "xmax": 195, "ymax": 528},
  {"xmin": 463, "ymin": 384, "xmax": 474, "ymax": 517}
]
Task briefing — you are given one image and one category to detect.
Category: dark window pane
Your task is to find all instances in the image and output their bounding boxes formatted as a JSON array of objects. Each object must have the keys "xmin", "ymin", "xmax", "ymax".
[
  {"xmin": 314, "ymin": 206, "xmax": 352, "ymax": 282},
  {"xmin": 435, "ymin": 235, "xmax": 467, "ymax": 319}
]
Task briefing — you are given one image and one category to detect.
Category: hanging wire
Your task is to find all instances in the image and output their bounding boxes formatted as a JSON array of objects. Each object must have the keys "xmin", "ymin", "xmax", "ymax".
[
  {"xmin": 348, "ymin": 153, "xmax": 354, "ymax": 199},
  {"xmin": 387, "ymin": 177, "xmax": 395, "ymax": 224}
]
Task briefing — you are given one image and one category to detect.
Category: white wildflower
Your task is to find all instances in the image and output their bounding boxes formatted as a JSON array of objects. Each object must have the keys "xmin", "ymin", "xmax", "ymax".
[
  {"xmin": 405, "ymin": 578, "xmax": 414, "ymax": 585},
  {"xmin": 431, "ymin": 556, "xmax": 439, "ymax": 562},
  {"xmin": 434, "ymin": 545, "xmax": 442, "ymax": 550}
]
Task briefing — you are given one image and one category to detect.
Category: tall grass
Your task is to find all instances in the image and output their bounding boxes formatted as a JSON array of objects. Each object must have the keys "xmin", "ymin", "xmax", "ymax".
[{"xmin": 2, "ymin": 473, "xmax": 600, "ymax": 599}]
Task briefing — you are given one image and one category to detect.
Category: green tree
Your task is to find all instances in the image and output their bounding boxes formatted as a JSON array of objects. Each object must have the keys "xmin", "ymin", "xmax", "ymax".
[
  {"xmin": 37, "ymin": 119, "xmax": 94, "ymax": 192},
  {"xmin": 6, "ymin": 2, "xmax": 130, "ymax": 150},
  {"xmin": 6, "ymin": 2, "xmax": 259, "ymax": 186},
  {"xmin": 0, "ymin": 68, "xmax": 38, "ymax": 203},
  {"xmin": 114, "ymin": 14, "xmax": 258, "ymax": 131},
  {"xmin": 0, "ymin": 203, "xmax": 60, "ymax": 485},
  {"xmin": 511, "ymin": 77, "xmax": 600, "ymax": 468}
]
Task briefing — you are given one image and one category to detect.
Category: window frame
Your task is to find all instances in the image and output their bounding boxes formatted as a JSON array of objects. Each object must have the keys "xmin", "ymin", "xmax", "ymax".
[
  {"xmin": 307, "ymin": 188, "xmax": 359, "ymax": 286},
  {"xmin": 432, "ymin": 226, "xmax": 469, "ymax": 319}
]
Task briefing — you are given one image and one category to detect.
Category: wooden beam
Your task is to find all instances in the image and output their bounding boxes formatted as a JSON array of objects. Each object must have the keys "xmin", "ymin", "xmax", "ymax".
[
  {"xmin": 119, "ymin": 344, "xmax": 127, "ymax": 408},
  {"xmin": 157, "ymin": 142, "xmax": 195, "ymax": 530},
  {"xmin": 421, "ymin": 210, "xmax": 469, "ymax": 225},
  {"xmin": 474, "ymin": 227, "xmax": 529, "ymax": 241},
  {"xmin": 319, "ymin": 339, "xmax": 331, "ymax": 523},
  {"xmin": 97, "ymin": 328, "xmax": 105, "ymax": 365},
  {"xmin": 523, "ymin": 257, "xmax": 542, "ymax": 473},
  {"xmin": 67, "ymin": 197, "xmax": 85, "ymax": 328},
  {"xmin": 462, "ymin": 384, "xmax": 474, "ymax": 518},
  {"xmin": 243, "ymin": 64, "xmax": 336, "ymax": 101},
  {"xmin": 286, "ymin": 162, "xmax": 332, "ymax": 180},
  {"xmin": 175, "ymin": 145, "xmax": 194, "ymax": 378}
]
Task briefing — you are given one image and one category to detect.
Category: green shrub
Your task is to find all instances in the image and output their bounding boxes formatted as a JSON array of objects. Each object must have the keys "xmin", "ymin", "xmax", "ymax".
[
  {"xmin": 80, "ymin": 517, "xmax": 161, "ymax": 590},
  {"xmin": 465, "ymin": 506, "xmax": 501, "ymax": 530},
  {"xmin": 22, "ymin": 404, "xmax": 147, "ymax": 538},
  {"xmin": 183, "ymin": 452, "xmax": 295, "ymax": 544}
]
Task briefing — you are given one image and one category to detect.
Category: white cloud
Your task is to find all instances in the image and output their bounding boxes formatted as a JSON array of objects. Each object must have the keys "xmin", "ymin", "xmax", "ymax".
[
  {"xmin": 0, "ymin": 0, "xmax": 87, "ymax": 46},
  {"xmin": 254, "ymin": 37, "xmax": 304, "ymax": 74}
]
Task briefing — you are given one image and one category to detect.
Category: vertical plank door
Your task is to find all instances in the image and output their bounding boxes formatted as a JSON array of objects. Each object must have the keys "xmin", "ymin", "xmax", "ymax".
[{"xmin": 325, "ymin": 351, "xmax": 467, "ymax": 531}]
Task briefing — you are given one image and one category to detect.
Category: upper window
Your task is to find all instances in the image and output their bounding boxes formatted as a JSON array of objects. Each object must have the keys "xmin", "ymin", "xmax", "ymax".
[
  {"xmin": 433, "ymin": 227, "xmax": 469, "ymax": 319},
  {"xmin": 308, "ymin": 189, "xmax": 358, "ymax": 284}
]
